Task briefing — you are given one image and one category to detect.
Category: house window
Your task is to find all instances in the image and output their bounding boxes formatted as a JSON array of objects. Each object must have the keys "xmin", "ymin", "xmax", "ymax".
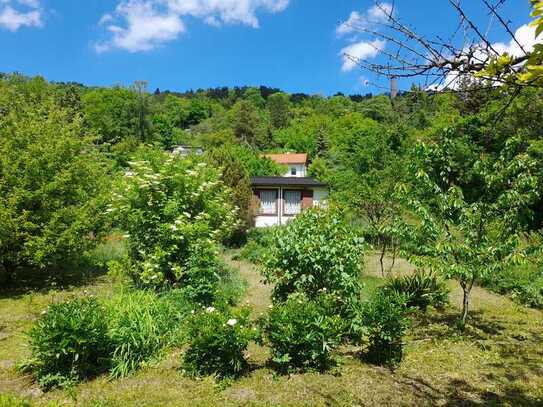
[
  {"xmin": 290, "ymin": 166, "xmax": 297, "ymax": 176},
  {"xmin": 284, "ymin": 190, "xmax": 302, "ymax": 215},
  {"xmin": 258, "ymin": 190, "xmax": 278, "ymax": 215}
]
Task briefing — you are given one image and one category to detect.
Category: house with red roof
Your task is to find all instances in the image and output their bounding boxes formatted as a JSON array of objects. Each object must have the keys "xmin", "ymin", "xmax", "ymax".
[{"xmin": 251, "ymin": 153, "xmax": 329, "ymax": 227}]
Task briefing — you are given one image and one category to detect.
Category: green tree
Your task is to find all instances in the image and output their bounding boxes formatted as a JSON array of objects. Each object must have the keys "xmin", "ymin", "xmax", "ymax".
[
  {"xmin": 131, "ymin": 80, "xmax": 151, "ymax": 141},
  {"xmin": 402, "ymin": 129, "xmax": 541, "ymax": 325},
  {"xmin": 267, "ymin": 92, "xmax": 290, "ymax": 129},
  {"xmin": 205, "ymin": 146, "xmax": 256, "ymax": 244},
  {"xmin": 81, "ymin": 87, "xmax": 139, "ymax": 144},
  {"xmin": 232, "ymin": 100, "xmax": 269, "ymax": 147},
  {"xmin": 0, "ymin": 81, "xmax": 112, "ymax": 283}
]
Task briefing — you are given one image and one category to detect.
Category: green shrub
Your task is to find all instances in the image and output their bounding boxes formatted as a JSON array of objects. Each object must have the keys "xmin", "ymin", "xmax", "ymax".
[
  {"xmin": 109, "ymin": 147, "xmax": 237, "ymax": 290},
  {"xmin": 359, "ymin": 291, "xmax": 410, "ymax": 367},
  {"xmin": 262, "ymin": 294, "xmax": 344, "ymax": 373},
  {"xmin": 0, "ymin": 80, "xmax": 112, "ymax": 279},
  {"xmin": 263, "ymin": 208, "xmax": 365, "ymax": 313},
  {"xmin": 106, "ymin": 289, "xmax": 191, "ymax": 378},
  {"xmin": 482, "ymin": 263, "xmax": 543, "ymax": 309},
  {"xmin": 26, "ymin": 298, "xmax": 112, "ymax": 389},
  {"xmin": 236, "ymin": 227, "xmax": 276, "ymax": 264},
  {"xmin": 382, "ymin": 271, "xmax": 449, "ymax": 311},
  {"xmin": 182, "ymin": 306, "xmax": 255, "ymax": 378}
]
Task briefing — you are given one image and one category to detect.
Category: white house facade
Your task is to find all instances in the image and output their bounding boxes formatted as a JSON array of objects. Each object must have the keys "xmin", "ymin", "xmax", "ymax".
[{"xmin": 252, "ymin": 153, "xmax": 329, "ymax": 227}]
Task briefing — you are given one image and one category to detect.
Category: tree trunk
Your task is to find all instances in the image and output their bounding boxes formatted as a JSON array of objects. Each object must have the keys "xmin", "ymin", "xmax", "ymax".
[
  {"xmin": 459, "ymin": 277, "xmax": 475, "ymax": 327},
  {"xmin": 379, "ymin": 238, "xmax": 388, "ymax": 277}
]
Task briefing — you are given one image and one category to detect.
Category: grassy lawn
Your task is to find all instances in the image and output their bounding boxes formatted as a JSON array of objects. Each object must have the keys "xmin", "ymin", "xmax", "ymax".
[{"xmin": 1, "ymin": 254, "xmax": 542, "ymax": 406}]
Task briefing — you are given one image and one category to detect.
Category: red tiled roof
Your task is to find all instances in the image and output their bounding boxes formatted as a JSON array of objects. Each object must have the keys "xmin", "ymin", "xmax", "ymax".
[{"xmin": 264, "ymin": 153, "xmax": 308, "ymax": 165}]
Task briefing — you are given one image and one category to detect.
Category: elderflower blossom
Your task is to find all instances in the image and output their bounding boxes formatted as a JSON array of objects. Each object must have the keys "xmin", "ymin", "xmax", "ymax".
[
  {"xmin": 205, "ymin": 306, "xmax": 216, "ymax": 313},
  {"xmin": 226, "ymin": 319, "xmax": 237, "ymax": 327}
]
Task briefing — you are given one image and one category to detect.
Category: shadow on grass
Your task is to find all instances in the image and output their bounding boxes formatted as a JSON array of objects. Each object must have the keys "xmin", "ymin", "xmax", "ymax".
[
  {"xmin": 402, "ymin": 305, "xmax": 543, "ymax": 405},
  {"xmin": 411, "ymin": 307, "xmax": 507, "ymax": 342},
  {"xmin": 0, "ymin": 237, "xmax": 126, "ymax": 300},
  {"xmin": 386, "ymin": 375, "xmax": 542, "ymax": 406},
  {"xmin": 0, "ymin": 262, "xmax": 108, "ymax": 301}
]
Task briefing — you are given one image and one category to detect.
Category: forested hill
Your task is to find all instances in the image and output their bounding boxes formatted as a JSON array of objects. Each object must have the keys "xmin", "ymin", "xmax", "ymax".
[{"xmin": 1, "ymin": 73, "xmax": 542, "ymax": 235}]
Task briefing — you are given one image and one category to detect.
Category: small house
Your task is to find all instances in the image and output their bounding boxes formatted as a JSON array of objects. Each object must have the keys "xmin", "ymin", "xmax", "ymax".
[{"xmin": 251, "ymin": 153, "xmax": 328, "ymax": 227}]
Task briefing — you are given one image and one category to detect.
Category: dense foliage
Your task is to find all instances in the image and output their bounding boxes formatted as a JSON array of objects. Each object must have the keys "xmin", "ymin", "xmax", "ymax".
[
  {"xmin": 382, "ymin": 271, "xmax": 449, "ymax": 311},
  {"xmin": 26, "ymin": 298, "xmax": 112, "ymax": 389},
  {"xmin": 106, "ymin": 289, "xmax": 191, "ymax": 378},
  {"xmin": 263, "ymin": 208, "xmax": 365, "ymax": 312},
  {"xmin": 359, "ymin": 291, "xmax": 410, "ymax": 366},
  {"xmin": 24, "ymin": 287, "xmax": 218, "ymax": 387},
  {"xmin": 261, "ymin": 294, "xmax": 344, "ymax": 373},
  {"xmin": 235, "ymin": 227, "xmax": 277, "ymax": 264},
  {"xmin": 0, "ymin": 77, "xmax": 111, "ymax": 283},
  {"xmin": 482, "ymin": 262, "xmax": 543, "ymax": 309},
  {"xmin": 3, "ymin": 45, "xmax": 543, "ymax": 381},
  {"xmin": 182, "ymin": 306, "xmax": 255, "ymax": 378}
]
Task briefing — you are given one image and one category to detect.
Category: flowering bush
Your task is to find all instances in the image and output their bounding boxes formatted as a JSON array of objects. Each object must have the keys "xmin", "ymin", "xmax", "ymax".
[
  {"xmin": 263, "ymin": 207, "xmax": 365, "ymax": 317},
  {"xmin": 182, "ymin": 306, "xmax": 256, "ymax": 378},
  {"xmin": 261, "ymin": 293, "xmax": 344, "ymax": 373},
  {"xmin": 109, "ymin": 147, "xmax": 238, "ymax": 291},
  {"xmin": 25, "ymin": 298, "xmax": 112, "ymax": 389}
]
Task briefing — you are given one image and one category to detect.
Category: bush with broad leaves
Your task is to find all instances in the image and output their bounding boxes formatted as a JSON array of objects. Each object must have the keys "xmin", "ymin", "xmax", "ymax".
[
  {"xmin": 261, "ymin": 293, "xmax": 344, "ymax": 373},
  {"xmin": 359, "ymin": 290, "xmax": 410, "ymax": 367},
  {"xmin": 182, "ymin": 306, "xmax": 256, "ymax": 378},
  {"xmin": 262, "ymin": 207, "xmax": 365, "ymax": 320},
  {"xmin": 25, "ymin": 298, "xmax": 112, "ymax": 389}
]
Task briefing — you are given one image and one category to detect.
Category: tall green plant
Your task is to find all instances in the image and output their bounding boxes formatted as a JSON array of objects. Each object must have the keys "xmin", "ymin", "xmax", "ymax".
[
  {"xmin": 110, "ymin": 147, "xmax": 237, "ymax": 291},
  {"xmin": 106, "ymin": 289, "xmax": 190, "ymax": 378},
  {"xmin": 263, "ymin": 207, "xmax": 365, "ymax": 317},
  {"xmin": 0, "ymin": 78, "xmax": 111, "ymax": 281},
  {"xmin": 402, "ymin": 130, "xmax": 541, "ymax": 325},
  {"xmin": 26, "ymin": 298, "xmax": 112, "ymax": 389}
]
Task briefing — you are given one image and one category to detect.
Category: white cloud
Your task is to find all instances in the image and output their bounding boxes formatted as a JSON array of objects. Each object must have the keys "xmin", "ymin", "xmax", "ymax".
[
  {"xmin": 0, "ymin": 0, "xmax": 42, "ymax": 31},
  {"xmin": 166, "ymin": 0, "xmax": 289, "ymax": 28},
  {"xmin": 96, "ymin": 0, "xmax": 290, "ymax": 53},
  {"xmin": 492, "ymin": 24, "xmax": 538, "ymax": 58},
  {"xmin": 340, "ymin": 39, "xmax": 386, "ymax": 72},
  {"xmin": 367, "ymin": 3, "xmax": 393, "ymax": 22},
  {"xmin": 95, "ymin": 1, "xmax": 185, "ymax": 53},
  {"xmin": 336, "ymin": 2, "xmax": 392, "ymax": 36}
]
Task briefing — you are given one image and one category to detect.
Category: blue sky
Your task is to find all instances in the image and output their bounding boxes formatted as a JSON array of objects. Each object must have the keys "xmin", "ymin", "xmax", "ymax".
[{"xmin": 0, "ymin": 1, "xmax": 535, "ymax": 95}]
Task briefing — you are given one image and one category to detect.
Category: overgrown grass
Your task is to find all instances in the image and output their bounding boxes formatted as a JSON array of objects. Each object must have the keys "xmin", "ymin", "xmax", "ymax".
[
  {"xmin": 215, "ymin": 260, "xmax": 248, "ymax": 307},
  {"xmin": 481, "ymin": 262, "xmax": 543, "ymax": 309},
  {"xmin": 105, "ymin": 289, "xmax": 191, "ymax": 378}
]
